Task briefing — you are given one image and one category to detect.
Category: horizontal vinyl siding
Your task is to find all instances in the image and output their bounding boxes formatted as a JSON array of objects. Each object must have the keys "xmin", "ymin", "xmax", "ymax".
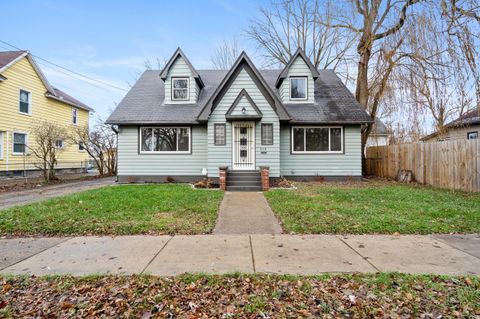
[
  {"xmin": 117, "ymin": 126, "xmax": 207, "ymax": 176},
  {"xmin": 280, "ymin": 125, "xmax": 362, "ymax": 176},
  {"xmin": 207, "ymin": 68, "xmax": 280, "ymax": 177},
  {"xmin": 164, "ymin": 57, "xmax": 197, "ymax": 104},
  {"xmin": 0, "ymin": 57, "xmax": 89, "ymax": 172},
  {"xmin": 279, "ymin": 57, "xmax": 314, "ymax": 103}
]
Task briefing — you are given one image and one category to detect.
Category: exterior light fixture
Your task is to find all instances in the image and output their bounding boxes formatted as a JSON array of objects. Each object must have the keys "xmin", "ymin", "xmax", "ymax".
[{"xmin": 242, "ymin": 107, "xmax": 246, "ymax": 114}]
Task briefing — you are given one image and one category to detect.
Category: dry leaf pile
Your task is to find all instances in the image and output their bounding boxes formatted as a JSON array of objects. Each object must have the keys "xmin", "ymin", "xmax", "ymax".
[{"xmin": 1, "ymin": 273, "xmax": 478, "ymax": 318}]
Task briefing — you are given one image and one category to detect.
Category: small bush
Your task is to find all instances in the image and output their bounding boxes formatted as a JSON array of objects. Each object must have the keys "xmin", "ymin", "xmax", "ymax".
[{"xmin": 194, "ymin": 179, "xmax": 218, "ymax": 189}]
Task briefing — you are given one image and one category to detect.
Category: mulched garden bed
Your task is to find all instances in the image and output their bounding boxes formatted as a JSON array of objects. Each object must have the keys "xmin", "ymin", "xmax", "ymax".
[{"xmin": 1, "ymin": 273, "xmax": 478, "ymax": 318}]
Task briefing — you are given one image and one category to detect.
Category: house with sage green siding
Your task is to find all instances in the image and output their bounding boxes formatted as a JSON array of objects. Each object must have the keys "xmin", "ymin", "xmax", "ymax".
[
  {"xmin": 106, "ymin": 48, "xmax": 372, "ymax": 191},
  {"xmin": 0, "ymin": 51, "xmax": 92, "ymax": 176}
]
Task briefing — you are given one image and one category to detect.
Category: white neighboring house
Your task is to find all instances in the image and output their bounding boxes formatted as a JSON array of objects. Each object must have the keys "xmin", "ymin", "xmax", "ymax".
[{"xmin": 366, "ymin": 118, "xmax": 390, "ymax": 148}]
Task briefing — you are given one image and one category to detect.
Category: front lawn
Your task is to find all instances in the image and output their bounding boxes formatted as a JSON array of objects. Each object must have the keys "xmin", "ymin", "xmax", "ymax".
[
  {"xmin": 0, "ymin": 184, "xmax": 223, "ymax": 236},
  {"xmin": 265, "ymin": 180, "xmax": 480, "ymax": 234},
  {"xmin": 1, "ymin": 273, "xmax": 478, "ymax": 317}
]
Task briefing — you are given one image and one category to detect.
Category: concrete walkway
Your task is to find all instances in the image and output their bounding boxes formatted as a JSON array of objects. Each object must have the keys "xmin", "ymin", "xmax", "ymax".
[
  {"xmin": 1, "ymin": 234, "xmax": 479, "ymax": 276},
  {"xmin": 0, "ymin": 177, "xmax": 116, "ymax": 210},
  {"xmin": 213, "ymin": 192, "xmax": 282, "ymax": 234}
]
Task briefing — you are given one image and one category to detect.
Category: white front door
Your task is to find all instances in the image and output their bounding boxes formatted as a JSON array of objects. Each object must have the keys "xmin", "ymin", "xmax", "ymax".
[{"xmin": 232, "ymin": 122, "xmax": 255, "ymax": 170}]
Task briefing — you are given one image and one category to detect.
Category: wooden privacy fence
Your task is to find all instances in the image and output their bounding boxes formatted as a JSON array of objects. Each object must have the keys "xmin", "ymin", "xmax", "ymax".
[{"xmin": 366, "ymin": 139, "xmax": 480, "ymax": 192}]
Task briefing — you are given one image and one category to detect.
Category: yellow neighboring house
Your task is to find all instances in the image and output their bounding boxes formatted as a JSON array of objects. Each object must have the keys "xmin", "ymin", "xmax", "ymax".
[{"xmin": 0, "ymin": 50, "xmax": 92, "ymax": 176}]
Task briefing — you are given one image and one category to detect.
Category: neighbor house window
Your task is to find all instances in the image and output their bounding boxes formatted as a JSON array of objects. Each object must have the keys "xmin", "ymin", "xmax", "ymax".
[
  {"xmin": 214, "ymin": 124, "xmax": 226, "ymax": 146},
  {"xmin": 13, "ymin": 133, "xmax": 27, "ymax": 154},
  {"xmin": 261, "ymin": 124, "xmax": 273, "ymax": 145},
  {"xmin": 467, "ymin": 131, "xmax": 478, "ymax": 140},
  {"xmin": 72, "ymin": 108, "xmax": 78, "ymax": 124},
  {"xmin": 0, "ymin": 132, "xmax": 3, "ymax": 160},
  {"xmin": 292, "ymin": 126, "xmax": 343, "ymax": 153},
  {"xmin": 19, "ymin": 89, "xmax": 31, "ymax": 114},
  {"xmin": 172, "ymin": 78, "xmax": 189, "ymax": 101},
  {"xmin": 290, "ymin": 77, "xmax": 307, "ymax": 100},
  {"xmin": 78, "ymin": 141, "xmax": 85, "ymax": 151},
  {"xmin": 55, "ymin": 139, "xmax": 64, "ymax": 149},
  {"xmin": 140, "ymin": 127, "xmax": 190, "ymax": 153}
]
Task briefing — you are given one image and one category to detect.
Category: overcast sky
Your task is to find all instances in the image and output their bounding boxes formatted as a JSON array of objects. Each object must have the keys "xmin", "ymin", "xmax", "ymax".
[{"xmin": 1, "ymin": 0, "xmax": 266, "ymax": 120}]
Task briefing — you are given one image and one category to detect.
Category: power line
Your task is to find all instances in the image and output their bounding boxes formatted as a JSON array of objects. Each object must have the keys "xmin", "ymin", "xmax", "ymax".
[
  {"xmin": 0, "ymin": 39, "xmax": 128, "ymax": 92},
  {"xmin": 0, "ymin": 43, "xmax": 125, "ymax": 96}
]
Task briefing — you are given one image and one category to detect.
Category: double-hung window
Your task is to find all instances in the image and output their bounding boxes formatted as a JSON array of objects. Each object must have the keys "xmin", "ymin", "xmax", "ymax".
[
  {"xmin": 140, "ymin": 127, "xmax": 190, "ymax": 153},
  {"xmin": 214, "ymin": 124, "xmax": 226, "ymax": 146},
  {"xmin": 290, "ymin": 77, "xmax": 307, "ymax": 100},
  {"xmin": 79, "ymin": 141, "xmax": 85, "ymax": 151},
  {"xmin": 13, "ymin": 133, "xmax": 27, "ymax": 154},
  {"xmin": 72, "ymin": 108, "xmax": 78, "ymax": 124},
  {"xmin": 261, "ymin": 124, "xmax": 273, "ymax": 145},
  {"xmin": 292, "ymin": 126, "xmax": 343, "ymax": 153},
  {"xmin": 172, "ymin": 78, "xmax": 189, "ymax": 101},
  {"xmin": 55, "ymin": 139, "xmax": 65, "ymax": 149},
  {"xmin": 19, "ymin": 89, "xmax": 31, "ymax": 114},
  {"xmin": 0, "ymin": 132, "xmax": 3, "ymax": 160}
]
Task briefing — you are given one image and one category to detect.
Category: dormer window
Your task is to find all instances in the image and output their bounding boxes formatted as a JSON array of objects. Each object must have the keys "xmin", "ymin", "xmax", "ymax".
[
  {"xmin": 172, "ymin": 77, "xmax": 189, "ymax": 101},
  {"xmin": 290, "ymin": 77, "xmax": 307, "ymax": 100}
]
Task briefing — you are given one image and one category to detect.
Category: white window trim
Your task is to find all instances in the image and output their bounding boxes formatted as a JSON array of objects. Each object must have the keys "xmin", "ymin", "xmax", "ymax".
[
  {"xmin": 0, "ymin": 131, "xmax": 4, "ymax": 160},
  {"xmin": 467, "ymin": 131, "xmax": 478, "ymax": 140},
  {"xmin": 291, "ymin": 126, "xmax": 343, "ymax": 154},
  {"xmin": 261, "ymin": 123, "xmax": 274, "ymax": 145},
  {"xmin": 72, "ymin": 107, "xmax": 78, "ymax": 125},
  {"xmin": 18, "ymin": 88, "xmax": 32, "ymax": 115},
  {"xmin": 139, "ymin": 126, "xmax": 191, "ymax": 154},
  {"xmin": 12, "ymin": 131, "xmax": 28, "ymax": 156},
  {"xmin": 289, "ymin": 77, "xmax": 308, "ymax": 101},
  {"xmin": 55, "ymin": 139, "xmax": 65, "ymax": 149},
  {"xmin": 214, "ymin": 123, "xmax": 226, "ymax": 146},
  {"xmin": 171, "ymin": 77, "xmax": 190, "ymax": 101}
]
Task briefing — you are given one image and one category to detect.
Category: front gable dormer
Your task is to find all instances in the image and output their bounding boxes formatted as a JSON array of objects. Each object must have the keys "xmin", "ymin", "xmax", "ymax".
[
  {"xmin": 225, "ymin": 89, "xmax": 263, "ymax": 120},
  {"xmin": 275, "ymin": 48, "xmax": 319, "ymax": 104},
  {"xmin": 160, "ymin": 48, "xmax": 204, "ymax": 104},
  {"xmin": 198, "ymin": 52, "xmax": 290, "ymax": 121}
]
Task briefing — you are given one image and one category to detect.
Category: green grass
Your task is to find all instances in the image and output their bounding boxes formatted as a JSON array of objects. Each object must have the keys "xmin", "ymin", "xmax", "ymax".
[
  {"xmin": 0, "ymin": 184, "xmax": 223, "ymax": 236},
  {"xmin": 265, "ymin": 181, "xmax": 480, "ymax": 234},
  {"xmin": 1, "ymin": 273, "xmax": 478, "ymax": 318}
]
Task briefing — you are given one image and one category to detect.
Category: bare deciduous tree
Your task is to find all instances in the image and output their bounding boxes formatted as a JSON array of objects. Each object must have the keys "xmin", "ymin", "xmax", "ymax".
[
  {"xmin": 29, "ymin": 121, "xmax": 68, "ymax": 183},
  {"xmin": 210, "ymin": 39, "xmax": 241, "ymax": 69},
  {"xmin": 71, "ymin": 118, "xmax": 117, "ymax": 176},
  {"xmin": 399, "ymin": 11, "xmax": 475, "ymax": 134},
  {"xmin": 246, "ymin": 0, "xmax": 356, "ymax": 71}
]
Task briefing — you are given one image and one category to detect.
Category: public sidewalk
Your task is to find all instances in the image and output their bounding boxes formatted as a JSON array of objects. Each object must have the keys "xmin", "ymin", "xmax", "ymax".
[{"xmin": 1, "ymin": 234, "xmax": 479, "ymax": 276}]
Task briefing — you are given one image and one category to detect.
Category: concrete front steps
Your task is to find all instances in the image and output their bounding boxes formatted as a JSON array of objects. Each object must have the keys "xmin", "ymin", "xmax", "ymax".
[{"xmin": 226, "ymin": 170, "xmax": 262, "ymax": 191}]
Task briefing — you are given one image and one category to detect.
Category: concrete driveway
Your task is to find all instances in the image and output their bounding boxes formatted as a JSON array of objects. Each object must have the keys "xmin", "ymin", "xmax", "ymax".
[
  {"xmin": 0, "ymin": 177, "xmax": 116, "ymax": 210},
  {"xmin": 1, "ymin": 234, "xmax": 479, "ymax": 276}
]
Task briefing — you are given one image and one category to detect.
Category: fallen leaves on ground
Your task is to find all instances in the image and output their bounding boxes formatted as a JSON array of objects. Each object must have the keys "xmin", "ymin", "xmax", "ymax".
[{"xmin": 0, "ymin": 273, "xmax": 478, "ymax": 318}]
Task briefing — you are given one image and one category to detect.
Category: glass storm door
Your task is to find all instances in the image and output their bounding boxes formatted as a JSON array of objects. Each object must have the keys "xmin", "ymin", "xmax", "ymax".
[{"xmin": 232, "ymin": 122, "xmax": 255, "ymax": 170}]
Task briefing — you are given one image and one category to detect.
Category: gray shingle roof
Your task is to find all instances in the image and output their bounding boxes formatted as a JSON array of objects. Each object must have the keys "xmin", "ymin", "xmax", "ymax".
[
  {"xmin": 371, "ymin": 118, "xmax": 389, "ymax": 135},
  {"xmin": 106, "ymin": 68, "xmax": 371, "ymax": 125},
  {"xmin": 421, "ymin": 107, "xmax": 480, "ymax": 140}
]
